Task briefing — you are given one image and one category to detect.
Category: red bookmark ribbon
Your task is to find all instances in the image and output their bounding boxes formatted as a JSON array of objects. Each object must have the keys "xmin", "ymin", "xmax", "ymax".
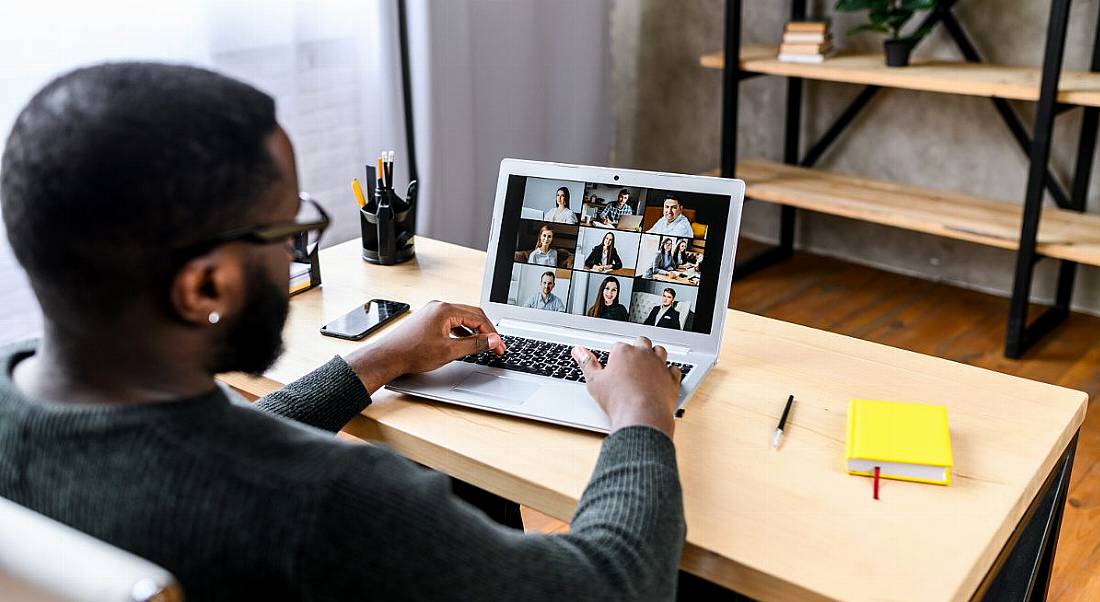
[{"xmin": 873, "ymin": 466, "xmax": 881, "ymax": 500}]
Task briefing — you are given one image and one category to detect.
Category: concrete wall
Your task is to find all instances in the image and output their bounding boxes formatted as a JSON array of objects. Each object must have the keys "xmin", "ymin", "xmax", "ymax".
[{"xmin": 610, "ymin": 0, "xmax": 1100, "ymax": 315}]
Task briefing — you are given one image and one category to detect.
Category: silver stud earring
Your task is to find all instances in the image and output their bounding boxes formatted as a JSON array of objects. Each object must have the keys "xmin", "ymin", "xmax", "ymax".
[{"xmin": 208, "ymin": 311, "xmax": 221, "ymax": 325}]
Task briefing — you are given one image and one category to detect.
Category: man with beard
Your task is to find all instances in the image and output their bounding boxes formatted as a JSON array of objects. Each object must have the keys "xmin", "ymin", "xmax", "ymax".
[{"xmin": 0, "ymin": 64, "xmax": 685, "ymax": 600}]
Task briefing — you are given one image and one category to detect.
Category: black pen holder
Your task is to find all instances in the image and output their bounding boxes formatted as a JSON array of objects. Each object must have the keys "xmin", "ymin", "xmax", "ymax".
[{"xmin": 361, "ymin": 167, "xmax": 416, "ymax": 265}]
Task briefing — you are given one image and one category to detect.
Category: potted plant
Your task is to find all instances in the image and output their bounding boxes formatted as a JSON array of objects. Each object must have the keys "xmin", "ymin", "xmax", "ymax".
[{"xmin": 834, "ymin": 0, "xmax": 937, "ymax": 67}]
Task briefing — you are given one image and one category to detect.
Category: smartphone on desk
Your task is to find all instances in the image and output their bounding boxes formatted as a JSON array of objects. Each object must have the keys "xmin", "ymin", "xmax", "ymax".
[{"xmin": 320, "ymin": 299, "xmax": 410, "ymax": 340}]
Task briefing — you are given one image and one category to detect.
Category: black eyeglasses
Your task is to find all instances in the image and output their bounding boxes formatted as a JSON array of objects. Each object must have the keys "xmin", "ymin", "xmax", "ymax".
[{"xmin": 174, "ymin": 194, "xmax": 330, "ymax": 263}]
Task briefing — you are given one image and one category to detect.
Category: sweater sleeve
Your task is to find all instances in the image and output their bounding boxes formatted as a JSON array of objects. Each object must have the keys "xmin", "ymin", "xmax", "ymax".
[
  {"xmin": 252, "ymin": 357, "xmax": 371, "ymax": 433},
  {"xmin": 296, "ymin": 426, "xmax": 685, "ymax": 601}
]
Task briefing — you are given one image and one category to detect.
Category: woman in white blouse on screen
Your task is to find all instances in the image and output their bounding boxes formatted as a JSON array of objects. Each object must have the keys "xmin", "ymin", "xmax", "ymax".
[
  {"xmin": 543, "ymin": 187, "xmax": 578, "ymax": 224},
  {"xmin": 528, "ymin": 225, "xmax": 558, "ymax": 266}
]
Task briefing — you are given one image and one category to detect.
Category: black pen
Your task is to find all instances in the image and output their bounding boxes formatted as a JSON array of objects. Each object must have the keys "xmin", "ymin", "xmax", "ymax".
[{"xmin": 772, "ymin": 394, "xmax": 794, "ymax": 449}]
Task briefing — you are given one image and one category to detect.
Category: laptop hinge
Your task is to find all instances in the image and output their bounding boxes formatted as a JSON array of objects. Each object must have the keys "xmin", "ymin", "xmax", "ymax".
[{"xmin": 497, "ymin": 318, "xmax": 692, "ymax": 355}]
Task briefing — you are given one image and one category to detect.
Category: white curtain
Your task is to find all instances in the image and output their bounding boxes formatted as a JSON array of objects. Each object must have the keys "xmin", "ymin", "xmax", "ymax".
[
  {"xmin": 406, "ymin": 0, "xmax": 611, "ymax": 249},
  {"xmin": 0, "ymin": 0, "xmax": 413, "ymax": 245}
]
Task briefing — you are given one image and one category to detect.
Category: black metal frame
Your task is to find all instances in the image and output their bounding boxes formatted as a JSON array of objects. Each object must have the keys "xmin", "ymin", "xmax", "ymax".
[
  {"xmin": 975, "ymin": 435, "xmax": 1079, "ymax": 601},
  {"xmin": 396, "ymin": 0, "xmax": 419, "ymax": 185},
  {"xmin": 723, "ymin": 0, "xmax": 1100, "ymax": 358}
]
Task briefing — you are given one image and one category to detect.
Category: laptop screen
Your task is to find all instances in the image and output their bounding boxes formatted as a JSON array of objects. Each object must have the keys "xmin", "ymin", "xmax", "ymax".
[{"xmin": 488, "ymin": 175, "xmax": 732, "ymax": 335}]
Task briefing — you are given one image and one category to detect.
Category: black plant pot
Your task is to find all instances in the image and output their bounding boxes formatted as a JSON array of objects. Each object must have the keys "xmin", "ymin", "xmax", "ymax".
[{"xmin": 884, "ymin": 39, "xmax": 913, "ymax": 67}]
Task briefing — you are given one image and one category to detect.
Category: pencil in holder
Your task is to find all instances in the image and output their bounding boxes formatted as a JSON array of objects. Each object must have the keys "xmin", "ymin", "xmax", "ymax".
[{"xmin": 360, "ymin": 164, "xmax": 417, "ymax": 265}]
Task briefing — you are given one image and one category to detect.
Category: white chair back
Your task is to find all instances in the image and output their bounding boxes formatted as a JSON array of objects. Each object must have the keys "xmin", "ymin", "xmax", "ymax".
[{"xmin": 0, "ymin": 497, "xmax": 182, "ymax": 602}]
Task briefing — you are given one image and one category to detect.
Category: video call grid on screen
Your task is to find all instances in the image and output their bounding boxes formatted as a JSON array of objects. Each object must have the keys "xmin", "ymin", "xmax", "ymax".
[{"xmin": 489, "ymin": 175, "xmax": 730, "ymax": 334}]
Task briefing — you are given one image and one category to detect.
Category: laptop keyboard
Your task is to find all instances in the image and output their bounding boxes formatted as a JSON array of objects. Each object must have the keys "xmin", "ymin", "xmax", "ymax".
[{"xmin": 459, "ymin": 334, "xmax": 693, "ymax": 383}]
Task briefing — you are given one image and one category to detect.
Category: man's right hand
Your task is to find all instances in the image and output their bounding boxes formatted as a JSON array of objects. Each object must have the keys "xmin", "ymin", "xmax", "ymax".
[
  {"xmin": 571, "ymin": 337, "xmax": 680, "ymax": 437},
  {"xmin": 345, "ymin": 301, "xmax": 505, "ymax": 394}
]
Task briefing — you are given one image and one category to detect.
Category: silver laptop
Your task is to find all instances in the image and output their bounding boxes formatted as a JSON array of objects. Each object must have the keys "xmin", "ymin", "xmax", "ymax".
[{"xmin": 387, "ymin": 159, "xmax": 745, "ymax": 433}]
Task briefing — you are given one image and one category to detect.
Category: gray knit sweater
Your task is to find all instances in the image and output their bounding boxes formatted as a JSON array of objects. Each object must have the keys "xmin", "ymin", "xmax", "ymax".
[{"xmin": 0, "ymin": 341, "xmax": 685, "ymax": 601}]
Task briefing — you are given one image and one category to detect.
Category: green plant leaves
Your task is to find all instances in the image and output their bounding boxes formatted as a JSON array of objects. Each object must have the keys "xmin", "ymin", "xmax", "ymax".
[
  {"xmin": 835, "ymin": 0, "xmax": 883, "ymax": 10},
  {"xmin": 901, "ymin": 0, "xmax": 937, "ymax": 10},
  {"xmin": 834, "ymin": 0, "xmax": 938, "ymax": 40}
]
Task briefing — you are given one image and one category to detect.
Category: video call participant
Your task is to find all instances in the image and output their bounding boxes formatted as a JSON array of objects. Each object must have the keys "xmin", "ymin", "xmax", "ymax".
[
  {"xmin": 586, "ymin": 276, "xmax": 629, "ymax": 321},
  {"xmin": 643, "ymin": 288, "xmax": 681, "ymax": 330},
  {"xmin": 527, "ymin": 224, "xmax": 557, "ymax": 266},
  {"xmin": 597, "ymin": 188, "xmax": 634, "ymax": 225},
  {"xmin": 543, "ymin": 186, "xmax": 577, "ymax": 224},
  {"xmin": 646, "ymin": 197, "xmax": 694, "ymax": 238},
  {"xmin": 673, "ymin": 239, "xmax": 696, "ymax": 268},
  {"xmin": 583, "ymin": 232, "xmax": 623, "ymax": 272},
  {"xmin": 651, "ymin": 237, "xmax": 678, "ymax": 273},
  {"xmin": 522, "ymin": 271, "xmax": 566, "ymax": 312}
]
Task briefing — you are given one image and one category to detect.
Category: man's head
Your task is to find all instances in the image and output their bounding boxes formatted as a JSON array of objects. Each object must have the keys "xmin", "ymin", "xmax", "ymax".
[
  {"xmin": 1, "ymin": 62, "xmax": 300, "ymax": 374},
  {"xmin": 662, "ymin": 198, "xmax": 682, "ymax": 222},
  {"xmin": 617, "ymin": 188, "xmax": 630, "ymax": 206},
  {"xmin": 661, "ymin": 288, "xmax": 676, "ymax": 307},
  {"xmin": 540, "ymin": 271, "xmax": 555, "ymax": 296}
]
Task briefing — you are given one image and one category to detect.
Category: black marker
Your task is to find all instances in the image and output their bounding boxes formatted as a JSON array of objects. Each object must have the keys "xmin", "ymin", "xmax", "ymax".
[{"xmin": 772, "ymin": 394, "xmax": 794, "ymax": 449}]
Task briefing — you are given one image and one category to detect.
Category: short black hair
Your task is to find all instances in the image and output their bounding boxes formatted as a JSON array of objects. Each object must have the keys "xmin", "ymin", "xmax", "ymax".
[
  {"xmin": 541, "ymin": 271, "xmax": 555, "ymax": 281},
  {"xmin": 663, "ymin": 287, "xmax": 676, "ymax": 298},
  {"xmin": 1, "ymin": 62, "xmax": 280, "ymax": 321}
]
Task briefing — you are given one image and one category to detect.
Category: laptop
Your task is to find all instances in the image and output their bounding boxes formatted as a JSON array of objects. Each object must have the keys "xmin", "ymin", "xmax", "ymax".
[
  {"xmin": 387, "ymin": 159, "xmax": 745, "ymax": 433},
  {"xmin": 615, "ymin": 214, "xmax": 643, "ymax": 231}
]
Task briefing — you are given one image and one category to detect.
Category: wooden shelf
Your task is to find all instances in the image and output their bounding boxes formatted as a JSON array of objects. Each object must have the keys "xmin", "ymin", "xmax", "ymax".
[
  {"xmin": 701, "ymin": 45, "xmax": 1100, "ymax": 108},
  {"xmin": 714, "ymin": 159, "xmax": 1100, "ymax": 267}
]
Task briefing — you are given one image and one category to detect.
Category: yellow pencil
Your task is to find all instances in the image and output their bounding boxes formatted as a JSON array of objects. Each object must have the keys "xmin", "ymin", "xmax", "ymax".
[{"xmin": 352, "ymin": 178, "xmax": 367, "ymax": 208}]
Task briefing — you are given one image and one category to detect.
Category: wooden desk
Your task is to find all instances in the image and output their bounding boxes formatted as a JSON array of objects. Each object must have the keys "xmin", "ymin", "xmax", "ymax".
[
  {"xmin": 576, "ymin": 266, "xmax": 635, "ymax": 278},
  {"xmin": 222, "ymin": 238, "xmax": 1087, "ymax": 602},
  {"xmin": 652, "ymin": 268, "xmax": 700, "ymax": 286}
]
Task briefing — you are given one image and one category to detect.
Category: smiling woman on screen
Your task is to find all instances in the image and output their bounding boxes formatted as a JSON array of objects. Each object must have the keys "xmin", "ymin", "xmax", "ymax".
[
  {"xmin": 543, "ymin": 187, "xmax": 577, "ymax": 224},
  {"xmin": 586, "ymin": 276, "xmax": 628, "ymax": 321},
  {"xmin": 527, "ymin": 225, "xmax": 558, "ymax": 266}
]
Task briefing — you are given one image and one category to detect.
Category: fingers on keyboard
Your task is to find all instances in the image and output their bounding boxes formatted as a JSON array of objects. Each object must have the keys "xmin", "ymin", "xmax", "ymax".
[{"xmin": 461, "ymin": 335, "xmax": 692, "ymax": 383}]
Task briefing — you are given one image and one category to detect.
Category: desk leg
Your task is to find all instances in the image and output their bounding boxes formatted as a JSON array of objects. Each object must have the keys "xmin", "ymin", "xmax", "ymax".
[{"xmin": 978, "ymin": 434, "xmax": 1078, "ymax": 601}]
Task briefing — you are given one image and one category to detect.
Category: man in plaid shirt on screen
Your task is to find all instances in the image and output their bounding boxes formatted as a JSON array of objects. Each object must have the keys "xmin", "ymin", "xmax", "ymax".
[{"xmin": 598, "ymin": 188, "xmax": 635, "ymax": 225}]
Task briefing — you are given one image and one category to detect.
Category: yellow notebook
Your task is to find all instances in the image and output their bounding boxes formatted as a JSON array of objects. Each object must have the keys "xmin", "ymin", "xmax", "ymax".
[{"xmin": 845, "ymin": 399, "xmax": 953, "ymax": 486}]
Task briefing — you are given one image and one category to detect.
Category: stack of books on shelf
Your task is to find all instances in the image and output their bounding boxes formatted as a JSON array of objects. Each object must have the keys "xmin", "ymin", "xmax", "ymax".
[{"xmin": 778, "ymin": 21, "xmax": 832, "ymax": 64}]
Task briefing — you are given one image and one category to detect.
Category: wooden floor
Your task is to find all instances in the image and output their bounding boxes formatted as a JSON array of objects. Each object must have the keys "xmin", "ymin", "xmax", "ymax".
[{"xmin": 523, "ymin": 240, "xmax": 1100, "ymax": 601}]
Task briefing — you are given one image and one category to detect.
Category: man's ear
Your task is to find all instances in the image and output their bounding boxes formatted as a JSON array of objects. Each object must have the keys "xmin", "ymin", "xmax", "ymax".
[{"xmin": 169, "ymin": 249, "xmax": 247, "ymax": 327}]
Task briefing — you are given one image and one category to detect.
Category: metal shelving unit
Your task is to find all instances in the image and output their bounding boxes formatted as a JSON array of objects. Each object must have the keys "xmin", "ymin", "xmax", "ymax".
[{"xmin": 713, "ymin": 0, "xmax": 1100, "ymax": 358}]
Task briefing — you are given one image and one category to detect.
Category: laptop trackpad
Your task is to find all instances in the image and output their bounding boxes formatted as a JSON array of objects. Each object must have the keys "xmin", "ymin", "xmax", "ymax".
[{"xmin": 453, "ymin": 372, "xmax": 537, "ymax": 405}]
